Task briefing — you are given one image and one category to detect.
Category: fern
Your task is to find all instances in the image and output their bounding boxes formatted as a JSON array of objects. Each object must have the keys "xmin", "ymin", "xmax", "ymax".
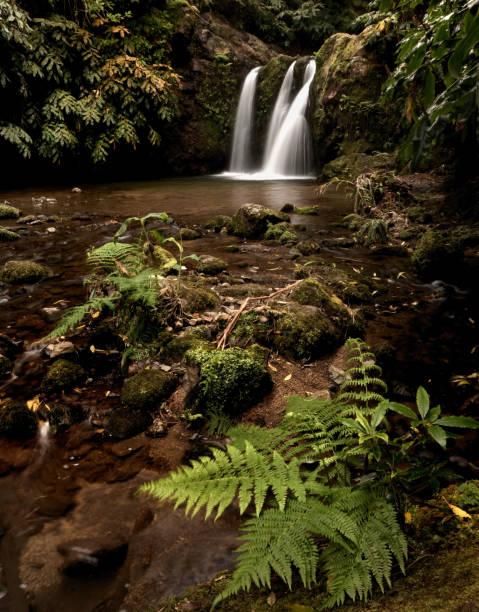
[
  {"xmin": 87, "ymin": 241, "xmax": 142, "ymax": 271},
  {"xmin": 44, "ymin": 295, "xmax": 116, "ymax": 339}
]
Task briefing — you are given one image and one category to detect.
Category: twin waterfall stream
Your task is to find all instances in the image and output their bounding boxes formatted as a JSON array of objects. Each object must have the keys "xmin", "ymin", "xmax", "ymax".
[{"xmin": 227, "ymin": 58, "xmax": 316, "ymax": 179}]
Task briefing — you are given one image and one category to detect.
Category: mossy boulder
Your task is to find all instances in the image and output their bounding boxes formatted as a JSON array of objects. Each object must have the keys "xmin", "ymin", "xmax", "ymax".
[
  {"xmin": 290, "ymin": 279, "xmax": 331, "ymax": 308},
  {"xmin": 294, "ymin": 206, "xmax": 319, "ymax": 216},
  {"xmin": 185, "ymin": 346, "xmax": 272, "ymax": 416},
  {"xmin": 0, "ymin": 203, "xmax": 21, "ymax": 219},
  {"xmin": 106, "ymin": 405, "xmax": 152, "ymax": 440},
  {"xmin": 0, "ymin": 354, "xmax": 12, "ymax": 377},
  {"xmin": 162, "ymin": 330, "xmax": 213, "ymax": 362},
  {"xmin": 197, "ymin": 255, "xmax": 227, "ymax": 276},
  {"xmin": 264, "ymin": 222, "xmax": 298, "ymax": 244},
  {"xmin": 296, "ymin": 239, "xmax": 320, "ymax": 256},
  {"xmin": 41, "ymin": 359, "xmax": 86, "ymax": 393},
  {"xmin": 0, "ymin": 227, "xmax": 20, "ymax": 242},
  {"xmin": 204, "ymin": 215, "xmax": 232, "ymax": 232},
  {"xmin": 0, "ymin": 400, "xmax": 38, "ymax": 440},
  {"xmin": 0, "ymin": 260, "xmax": 51, "ymax": 284},
  {"xmin": 177, "ymin": 227, "xmax": 202, "ymax": 240},
  {"xmin": 228, "ymin": 203, "xmax": 289, "ymax": 238},
  {"xmin": 120, "ymin": 369, "xmax": 177, "ymax": 410},
  {"xmin": 152, "ymin": 246, "xmax": 177, "ymax": 273},
  {"xmin": 179, "ymin": 284, "xmax": 220, "ymax": 312},
  {"xmin": 319, "ymin": 152, "xmax": 395, "ymax": 182},
  {"xmin": 411, "ymin": 229, "xmax": 463, "ymax": 281},
  {"xmin": 312, "ymin": 25, "xmax": 399, "ymax": 168}
]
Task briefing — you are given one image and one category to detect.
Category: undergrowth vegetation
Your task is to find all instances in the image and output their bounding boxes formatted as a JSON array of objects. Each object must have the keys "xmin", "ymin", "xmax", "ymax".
[{"xmin": 140, "ymin": 339, "xmax": 479, "ymax": 608}]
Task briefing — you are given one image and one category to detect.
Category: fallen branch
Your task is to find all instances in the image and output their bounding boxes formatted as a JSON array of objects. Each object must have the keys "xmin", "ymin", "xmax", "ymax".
[{"xmin": 216, "ymin": 279, "xmax": 304, "ymax": 350}]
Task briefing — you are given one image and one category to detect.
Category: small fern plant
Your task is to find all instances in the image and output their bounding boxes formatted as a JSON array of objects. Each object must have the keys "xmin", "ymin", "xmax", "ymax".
[{"xmin": 139, "ymin": 339, "xmax": 407, "ymax": 609}]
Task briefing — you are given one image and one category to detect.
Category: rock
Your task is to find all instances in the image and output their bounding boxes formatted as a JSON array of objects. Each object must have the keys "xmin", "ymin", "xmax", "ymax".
[
  {"xmin": 412, "ymin": 229, "xmax": 463, "ymax": 281},
  {"xmin": 72, "ymin": 187, "xmax": 82, "ymax": 193},
  {"xmin": 145, "ymin": 417, "xmax": 168, "ymax": 438},
  {"xmin": 264, "ymin": 221, "xmax": 298, "ymax": 244},
  {"xmin": 72, "ymin": 212, "xmax": 92, "ymax": 221},
  {"xmin": 280, "ymin": 203, "xmax": 295, "ymax": 213},
  {"xmin": 0, "ymin": 353, "xmax": 12, "ymax": 377},
  {"xmin": 224, "ymin": 244, "xmax": 240, "ymax": 253},
  {"xmin": 296, "ymin": 239, "xmax": 320, "ymax": 255},
  {"xmin": 177, "ymin": 227, "xmax": 202, "ymax": 240},
  {"xmin": 312, "ymin": 25, "xmax": 399, "ymax": 167},
  {"xmin": 58, "ymin": 536, "xmax": 128, "ymax": 577},
  {"xmin": 17, "ymin": 215, "xmax": 36, "ymax": 224},
  {"xmin": 185, "ymin": 346, "xmax": 272, "ymax": 416},
  {"xmin": 106, "ymin": 405, "xmax": 152, "ymax": 439},
  {"xmin": 320, "ymin": 152, "xmax": 395, "ymax": 183},
  {"xmin": 41, "ymin": 402, "xmax": 85, "ymax": 428},
  {"xmin": 0, "ymin": 203, "xmax": 21, "ymax": 219},
  {"xmin": 162, "ymin": 330, "xmax": 213, "ymax": 362},
  {"xmin": 204, "ymin": 215, "xmax": 232, "ymax": 232},
  {"xmin": 322, "ymin": 236, "xmax": 355, "ymax": 248},
  {"xmin": 294, "ymin": 206, "xmax": 319, "ymax": 215},
  {"xmin": 41, "ymin": 307, "xmax": 62, "ymax": 322},
  {"xmin": 45, "ymin": 340, "xmax": 75, "ymax": 359},
  {"xmin": 227, "ymin": 203, "xmax": 289, "ymax": 238},
  {"xmin": 41, "ymin": 359, "xmax": 86, "ymax": 393},
  {"xmin": 180, "ymin": 284, "xmax": 220, "ymax": 313},
  {"xmin": 197, "ymin": 255, "xmax": 227, "ymax": 275},
  {"xmin": 45, "ymin": 227, "xmax": 56, "ymax": 234},
  {"xmin": 0, "ymin": 260, "xmax": 51, "ymax": 284},
  {"xmin": 0, "ymin": 227, "xmax": 20, "ymax": 242},
  {"xmin": 0, "ymin": 400, "xmax": 38, "ymax": 440},
  {"xmin": 329, "ymin": 364, "xmax": 345, "ymax": 386},
  {"xmin": 121, "ymin": 370, "xmax": 177, "ymax": 411}
]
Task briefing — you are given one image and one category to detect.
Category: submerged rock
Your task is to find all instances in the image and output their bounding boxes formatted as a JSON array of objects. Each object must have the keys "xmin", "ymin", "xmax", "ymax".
[
  {"xmin": 185, "ymin": 346, "xmax": 272, "ymax": 416},
  {"xmin": 228, "ymin": 203, "xmax": 289, "ymax": 238},
  {"xmin": 204, "ymin": 215, "xmax": 232, "ymax": 232},
  {"xmin": 121, "ymin": 369, "xmax": 177, "ymax": 411},
  {"xmin": 0, "ymin": 203, "xmax": 21, "ymax": 219},
  {"xmin": 0, "ymin": 399, "xmax": 38, "ymax": 439},
  {"xmin": 0, "ymin": 353, "xmax": 12, "ymax": 377},
  {"xmin": 106, "ymin": 405, "xmax": 152, "ymax": 439},
  {"xmin": 177, "ymin": 227, "xmax": 202, "ymax": 240},
  {"xmin": 179, "ymin": 284, "xmax": 219, "ymax": 312},
  {"xmin": 197, "ymin": 255, "xmax": 227, "ymax": 276},
  {"xmin": 0, "ymin": 227, "xmax": 20, "ymax": 242},
  {"xmin": 41, "ymin": 359, "xmax": 86, "ymax": 393},
  {"xmin": 0, "ymin": 260, "xmax": 51, "ymax": 284}
]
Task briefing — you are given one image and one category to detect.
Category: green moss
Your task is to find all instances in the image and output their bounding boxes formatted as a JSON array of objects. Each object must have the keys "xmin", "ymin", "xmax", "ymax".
[
  {"xmin": 162, "ymin": 334, "xmax": 213, "ymax": 361},
  {"xmin": 204, "ymin": 215, "xmax": 232, "ymax": 232},
  {"xmin": 185, "ymin": 346, "xmax": 272, "ymax": 416},
  {"xmin": 411, "ymin": 229, "xmax": 463, "ymax": 280},
  {"xmin": 217, "ymin": 283, "xmax": 269, "ymax": 298},
  {"xmin": 280, "ymin": 203, "xmax": 295, "ymax": 213},
  {"xmin": 0, "ymin": 204, "xmax": 21, "ymax": 219},
  {"xmin": 178, "ymin": 227, "xmax": 202, "ymax": 240},
  {"xmin": 41, "ymin": 359, "xmax": 86, "ymax": 393},
  {"xmin": 228, "ymin": 203, "xmax": 290, "ymax": 238},
  {"xmin": 121, "ymin": 369, "xmax": 177, "ymax": 410},
  {"xmin": 294, "ymin": 206, "xmax": 319, "ymax": 216},
  {"xmin": 0, "ymin": 354, "xmax": 12, "ymax": 377},
  {"xmin": 0, "ymin": 227, "xmax": 20, "ymax": 242},
  {"xmin": 106, "ymin": 405, "xmax": 152, "ymax": 439},
  {"xmin": 290, "ymin": 279, "xmax": 330, "ymax": 307},
  {"xmin": 0, "ymin": 260, "xmax": 51, "ymax": 284},
  {"xmin": 264, "ymin": 222, "xmax": 298, "ymax": 244},
  {"xmin": 180, "ymin": 285, "xmax": 220, "ymax": 312},
  {"xmin": 0, "ymin": 399, "xmax": 37, "ymax": 440},
  {"xmin": 224, "ymin": 244, "xmax": 240, "ymax": 253},
  {"xmin": 152, "ymin": 246, "xmax": 177, "ymax": 272}
]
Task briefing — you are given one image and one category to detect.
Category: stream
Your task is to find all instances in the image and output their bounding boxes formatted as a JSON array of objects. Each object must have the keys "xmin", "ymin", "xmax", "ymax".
[{"xmin": 0, "ymin": 176, "xmax": 478, "ymax": 611}]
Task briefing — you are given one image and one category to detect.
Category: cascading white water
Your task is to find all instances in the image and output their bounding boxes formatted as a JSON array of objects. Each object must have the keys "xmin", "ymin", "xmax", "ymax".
[
  {"xmin": 262, "ymin": 61, "xmax": 296, "ymax": 164},
  {"xmin": 229, "ymin": 67, "xmax": 261, "ymax": 173},
  {"xmin": 262, "ymin": 59, "xmax": 316, "ymax": 176}
]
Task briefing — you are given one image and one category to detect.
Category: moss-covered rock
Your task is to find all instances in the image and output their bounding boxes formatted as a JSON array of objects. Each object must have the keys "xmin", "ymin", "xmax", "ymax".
[
  {"xmin": 0, "ymin": 260, "xmax": 51, "ymax": 284},
  {"xmin": 121, "ymin": 369, "xmax": 177, "ymax": 410},
  {"xmin": 0, "ymin": 399, "xmax": 37, "ymax": 440},
  {"xmin": 197, "ymin": 255, "xmax": 227, "ymax": 276},
  {"xmin": 224, "ymin": 244, "xmax": 240, "ymax": 253},
  {"xmin": 290, "ymin": 279, "xmax": 331, "ymax": 307},
  {"xmin": 312, "ymin": 25, "xmax": 400, "ymax": 168},
  {"xmin": 0, "ymin": 203, "xmax": 21, "ymax": 219},
  {"xmin": 217, "ymin": 283, "xmax": 269, "ymax": 298},
  {"xmin": 180, "ymin": 284, "xmax": 220, "ymax": 312},
  {"xmin": 411, "ymin": 229, "xmax": 463, "ymax": 281},
  {"xmin": 228, "ymin": 203, "xmax": 289, "ymax": 238},
  {"xmin": 0, "ymin": 227, "xmax": 20, "ymax": 242},
  {"xmin": 204, "ymin": 215, "xmax": 232, "ymax": 232},
  {"xmin": 264, "ymin": 222, "xmax": 298, "ymax": 244},
  {"xmin": 178, "ymin": 227, "xmax": 202, "ymax": 240},
  {"xmin": 41, "ymin": 359, "xmax": 86, "ymax": 393},
  {"xmin": 162, "ymin": 332, "xmax": 213, "ymax": 362},
  {"xmin": 0, "ymin": 354, "xmax": 12, "ymax": 377},
  {"xmin": 296, "ymin": 240, "xmax": 320, "ymax": 256},
  {"xmin": 294, "ymin": 206, "xmax": 319, "ymax": 216},
  {"xmin": 320, "ymin": 152, "xmax": 395, "ymax": 182},
  {"xmin": 106, "ymin": 405, "xmax": 152, "ymax": 440},
  {"xmin": 185, "ymin": 346, "xmax": 272, "ymax": 416}
]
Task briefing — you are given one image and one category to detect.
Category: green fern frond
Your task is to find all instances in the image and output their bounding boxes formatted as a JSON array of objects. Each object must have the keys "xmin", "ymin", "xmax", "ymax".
[
  {"xmin": 107, "ymin": 267, "xmax": 165, "ymax": 308},
  {"xmin": 44, "ymin": 295, "xmax": 116, "ymax": 339},
  {"xmin": 87, "ymin": 241, "xmax": 142, "ymax": 271}
]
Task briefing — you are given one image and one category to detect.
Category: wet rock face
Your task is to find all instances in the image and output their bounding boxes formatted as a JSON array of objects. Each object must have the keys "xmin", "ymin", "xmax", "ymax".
[
  {"xmin": 41, "ymin": 359, "xmax": 86, "ymax": 394},
  {"xmin": 58, "ymin": 536, "xmax": 128, "ymax": 578},
  {"xmin": 228, "ymin": 203, "xmax": 290, "ymax": 238},
  {"xmin": 312, "ymin": 25, "xmax": 399, "ymax": 168},
  {"xmin": 412, "ymin": 229, "xmax": 464, "ymax": 281},
  {"xmin": 0, "ymin": 259, "xmax": 51, "ymax": 283},
  {"xmin": 120, "ymin": 370, "xmax": 178, "ymax": 411}
]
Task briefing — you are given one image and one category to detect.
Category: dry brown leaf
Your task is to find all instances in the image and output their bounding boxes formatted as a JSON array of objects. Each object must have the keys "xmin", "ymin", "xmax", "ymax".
[
  {"xmin": 442, "ymin": 496, "xmax": 472, "ymax": 519},
  {"xmin": 284, "ymin": 373, "xmax": 292, "ymax": 381},
  {"xmin": 268, "ymin": 363, "xmax": 278, "ymax": 372}
]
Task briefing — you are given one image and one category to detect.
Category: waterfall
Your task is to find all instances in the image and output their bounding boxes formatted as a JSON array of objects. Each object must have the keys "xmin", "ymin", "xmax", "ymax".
[
  {"xmin": 262, "ymin": 59, "xmax": 316, "ymax": 177},
  {"xmin": 262, "ymin": 61, "xmax": 296, "ymax": 164},
  {"xmin": 229, "ymin": 67, "xmax": 261, "ymax": 173}
]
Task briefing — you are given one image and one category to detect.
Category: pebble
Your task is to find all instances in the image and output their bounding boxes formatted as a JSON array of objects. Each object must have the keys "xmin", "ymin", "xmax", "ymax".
[
  {"xmin": 72, "ymin": 187, "xmax": 82, "ymax": 193},
  {"xmin": 46, "ymin": 227, "xmax": 56, "ymax": 233}
]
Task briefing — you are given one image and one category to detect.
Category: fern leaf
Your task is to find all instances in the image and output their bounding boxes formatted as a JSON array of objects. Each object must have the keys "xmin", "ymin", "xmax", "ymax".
[{"xmin": 44, "ymin": 295, "xmax": 116, "ymax": 339}]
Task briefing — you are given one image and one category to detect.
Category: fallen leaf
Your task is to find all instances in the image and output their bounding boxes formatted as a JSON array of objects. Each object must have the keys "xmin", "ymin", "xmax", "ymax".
[
  {"xmin": 284, "ymin": 373, "xmax": 292, "ymax": 381},
  {"xmin": 27, "ymin": 396, "xmax": 41, "ymax": 412},
  {"xmin": 105, "ymin": 390, "xmax": 111, "ymax": 397},
  {"xmin": 397, "ymin": 271, "xmax": 406, "ymax": 279},
  {"xmin": 73, "ymin": 387, "xmax": 83, "ymax": 393},
  {"xmin": 353, "ymin": 267, "xmax": 361, "ymax": 274},
  {"xmin": 91, "ymin": 311, "xmax": 101, "ymax": 319},
  {"xmin": 268, "ymin": 363, "xmax": 278, "ymax": 372},
  {"xmin": 267, "ymin": 592, "xmax": 276, "ymax": 606},
  {"xmin": 404, "ymin": 511, "xmax": 413, "ymax": 524},
  {"xmin": 442, "ymin": 496, "xmax": 472, "ymax": 519},
  {"xmin": 90, "ymin": 345, "xmax": 96, "ymax": 353}
]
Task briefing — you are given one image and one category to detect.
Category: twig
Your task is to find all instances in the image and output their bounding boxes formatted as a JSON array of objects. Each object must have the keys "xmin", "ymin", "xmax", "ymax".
[{"xmin": 216, "ymin": 279, "xmax": 304, "ymax": 350}]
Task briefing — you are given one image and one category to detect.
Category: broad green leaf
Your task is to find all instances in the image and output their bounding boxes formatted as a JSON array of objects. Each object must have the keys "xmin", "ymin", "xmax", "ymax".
[
  {"xmin": 372, "ymin": 405, "xmax": 387, "ymax": 429},
  {"xmin": 423, "ymin": 70, "xmax": 436, "ymax": 108},
  {"xmin": 386, "ymin": 401, "xmax": 417, "ymax": 421},
  {"xmin": 416, "ymin": 386, "xmax": 430, "ymax": 419},
  {"xmin": 114, "ymin": 216, "xmax": 140, "ymax": 241},
  {"xmin": 141, "ymin": 212, "xmax": 169, "ymax": 223},
  {"xmin": 436, "ymin": 415, "xmax": 479, "ymax": 429},
  {"xmin": 428, "ymin": 425, "xmax": 448, "ymax": 448},
  {"xmin": 427, "ymin": 405, "xmax": 441, "ymax": 423}
]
